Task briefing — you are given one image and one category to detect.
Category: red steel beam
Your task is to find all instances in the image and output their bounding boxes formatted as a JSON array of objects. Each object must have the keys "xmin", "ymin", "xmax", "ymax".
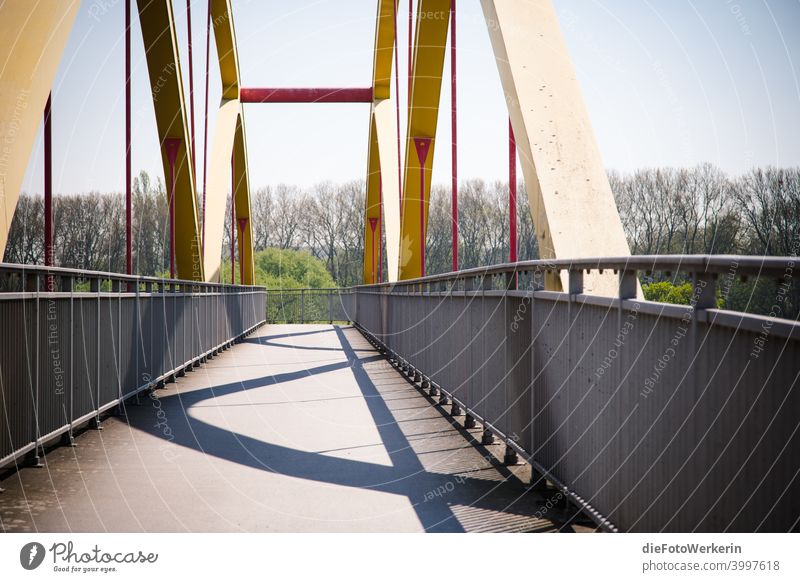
[{"xmin": 239, "ymin": 87, "xmax": 374, "ymax": 104}]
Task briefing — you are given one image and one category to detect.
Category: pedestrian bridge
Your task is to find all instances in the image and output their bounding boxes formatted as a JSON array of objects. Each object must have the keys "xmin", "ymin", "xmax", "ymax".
[
  {"xmin": 0, "ymin": 317, "xmax": 586, "ymax": 533},
  {"xmin": 1, "ymin": 257, "xmax": 798, "ymax": 533},
  {"xmin": 1, "ymin": 1, "xmax": 798, "ymax": 534}
]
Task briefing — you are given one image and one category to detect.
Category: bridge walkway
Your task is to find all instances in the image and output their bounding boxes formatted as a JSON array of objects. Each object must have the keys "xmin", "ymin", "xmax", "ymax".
[{"xmin": 0, "ymin": 324, "xmax": 593, "ymax": 533}]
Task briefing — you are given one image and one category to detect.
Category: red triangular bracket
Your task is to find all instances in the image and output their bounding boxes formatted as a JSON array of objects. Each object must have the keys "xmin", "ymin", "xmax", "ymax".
[
  {"xmin": 413, "ymin": 136, "xmax": 432, "ymax": 165},
  {"xmin": 164, "ymin": 137, "xmax": 182, "ymax": 165}
]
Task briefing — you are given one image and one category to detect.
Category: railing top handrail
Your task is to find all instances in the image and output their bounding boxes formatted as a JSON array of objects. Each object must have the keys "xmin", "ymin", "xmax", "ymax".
[
  {"xmin": 0, "ymin": 262, "xmax": 265, "ymax": 290},
  {"xmin": 5, "ymin": 254, "xmax": 793, "ymax": 293},
  {"xmin": 265, "ymin": 287, "xmax": 344, "ymax": 293},
  {"xmin": 352, "ymin": 254, "xmax": 797, "ymax": 289}
]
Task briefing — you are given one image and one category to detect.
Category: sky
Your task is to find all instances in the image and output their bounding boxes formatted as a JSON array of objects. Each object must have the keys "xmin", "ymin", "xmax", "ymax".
[{"xmin": 20, "ymin": 0, "xmax": 800, "ymax": 195}]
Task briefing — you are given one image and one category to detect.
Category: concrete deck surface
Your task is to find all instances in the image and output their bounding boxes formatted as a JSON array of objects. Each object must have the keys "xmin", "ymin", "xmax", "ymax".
[{"xmin": 0, "ymin": 324, "xmax": 594, "ymax": 532}]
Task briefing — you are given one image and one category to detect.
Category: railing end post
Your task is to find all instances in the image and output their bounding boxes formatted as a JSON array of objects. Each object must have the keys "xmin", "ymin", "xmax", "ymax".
[
  {"xmin": 619, "ymin": 270, "xmax": 638, "ymax": 300},
  {"xmin": 568, "ymin": 269, "xmax": 584, "ymax": 295},
  {"xmin": 692, "ymin": 271, "xmax": 718, "ymax": 309}
]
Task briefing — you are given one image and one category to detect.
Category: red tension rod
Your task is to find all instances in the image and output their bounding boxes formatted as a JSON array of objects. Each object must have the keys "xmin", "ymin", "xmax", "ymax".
[
  {"xmin": 186, "ymin": 0, "xmax": 196, "ymax": 186},
  {"xmin": 414, "ymin": 137, "xmax": 431, "ymax": 277},
  {"xmin": 408, "ymin": 0, "xmax": 412, "ymax": 102},
  {"xmin": 44, "ymin": 94, "xmax": 53, "ymax": 275},
  {"xmin": 239, "ymin": 87, "xmax": 374, "ymax": 104},
  {"xmin": 393, "ymin": 0, "xmax": 403, "ymax": 221},
  {"xmin": 231, "ymin": 151, "xmax": 236, "ymax": 285},
  {"xmin": 509, "ymin": 119, "xmax": 517, "ymax": 264},
  {"xmin": 450, "ymin": 0, "xmax": 458, "ymax": 272},
  {"xmin": 164, "ymin": 139, "xmax": 181, "ymax": 279},
  {"xmin": 201, "ymin": 0, "xmax": 211, "ymax": 254},
  {"xmin": 125, "ymin": 0, "xmax": 132, "ymax": 277}
]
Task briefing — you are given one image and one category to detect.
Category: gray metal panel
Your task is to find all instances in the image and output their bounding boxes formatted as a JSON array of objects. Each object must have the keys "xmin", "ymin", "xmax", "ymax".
[
  {"xmin": 119, "ymin": 298, "xmax": 137, "ymax": 392},
  {"xmin": 72, "ymin": 298, "xmax": 98, "ymax": 419},
  {"xmin": 1, "ymin": 265, "xmax": 264, "ymax": 470},
  {"xmin": 36, "ymin": 296, "xmax": 71, "ymax": 436},
  {"xmin": 505, "ymin": 295, "xmax": 532, "ymax": 450},
  {"xmin": 482, "ymin": 295, "xmax": 506, "ymax": 430},
  {"xmin": 468, "ymin": 292, "xmax": 484, "ymax": 418},
  {"xmin": 0, "ymin": 299, "xmax": 35, "ymax": 460},
  {"xmin": 136, "ymin": 293, "xmax": 152, "ymax": 386},
  {"xmin": 98, "ymin": 297, "xmax": 120, "ymax": 405},
  {"xmin": 252, "ymin": 253, "xmax": 800, "ymax": 532}
]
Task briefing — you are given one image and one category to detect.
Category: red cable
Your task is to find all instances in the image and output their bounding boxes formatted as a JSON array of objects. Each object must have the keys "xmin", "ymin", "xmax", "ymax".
[
  {"xmin": 125, "ymin": 0, "xmax": 132, "ymax": 276},
  {"xmin": 450, "ymin": 0, "xmax": 457, "ymax": 272},
  {"xmin": 393, "ymin": 0, "xmax": 403, "ymax": 220},
  {"xmin": 408, "ymin": 0, "xmax": 412, "ymax": 103},
  {"xmin": 231, "ymin": 152, "xmax": 236, "ymax": 285},
  {"xmin": 379, "ymin": 177, "xmax": 383, "ymax": 283},
  {"xmin": 186, "ymin": 1, "xmax": 196, "ymax": 187},
  {"xmin": 509, "ymin": 119, "xmax": 517, "ymax": 263},
  {"xmin": 201, "ymin": 0, "xmax": 211, "ymax": 253}
]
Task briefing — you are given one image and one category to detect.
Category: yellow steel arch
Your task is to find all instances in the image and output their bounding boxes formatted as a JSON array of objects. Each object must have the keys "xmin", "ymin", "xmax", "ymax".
[
  {"xmin": 203, "ymin": 0, "xmax": 254, "ymax": 284},
  {"xmin": 398, "ymin": 0, "xmax": 451, "ymax": 280},
  {"xmin": 481, "ymin": 0, "xmax": 635, "ymax": 295},
  {"xmin": 0, "ymin": 1, "xmax": 79, "ymax": 260},
  {"xmin": 232, "ymin": 112, "xmax": 254, "ymax": 283},
  {"xmin": 364, "ymin": 0, "xmax": 401, "ymax": 284},
  {"xmin": 137, "ymin": 0, "xmax": 204, "ymax": 281}
]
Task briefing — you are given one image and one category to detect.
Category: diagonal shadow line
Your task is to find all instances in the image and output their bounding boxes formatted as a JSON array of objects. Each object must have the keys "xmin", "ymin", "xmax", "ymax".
[
  {"xmin": 168, "ymin": 356, "xmax": 384, "ymax": 408},
  {"xmin": 126, "ymin": 326, "xmax": 544, "ymax": 532},
  {"xmin": 256, "ymin": 327, "xmax": 336, "ymax": 341},
  {"xmin": 247, "ymin": 334, "xmax": 375, "ymax": 354},
  {"xmin": 330, "ymin": 325, "xmax": 463, "ymax": 531}
]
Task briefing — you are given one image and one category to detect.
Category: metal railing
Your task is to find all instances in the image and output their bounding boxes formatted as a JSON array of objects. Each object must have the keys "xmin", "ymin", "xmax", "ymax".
[
  {"xmin": 268, "ymin": 255, "xmax": 800, "ymax": 532},
  {"xmin": 265, "ymin": 288, "xmax": 354, "ymax": 323},
  {"xmin": 0, "ymin": 263, "xmax": 266, "ymax": 470}
]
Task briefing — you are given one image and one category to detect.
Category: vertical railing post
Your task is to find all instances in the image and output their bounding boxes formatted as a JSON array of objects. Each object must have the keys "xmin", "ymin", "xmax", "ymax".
[
  {"xmin": 300, "ymin": 289, "xmax": 305, "ymax": 323},
  {"xmin": 462, "ymin": 275, "xmax": 476, "ymax": 427},
  {"xmin": 618, "ymin": 269, "xmax": 637, "ymax": 300},
  {"xmin": 145, "ymin": 281, "xmax": 153, "ymax": 383},
  {"xmin": 171, "ymin": 281, "xmax": 177, "ymax": 375},
  {"xmin": 30, "ymin": 273, "xmax": 43, "ymax": 466},
  {"xmin": 65, "ymin": 275, "xmax": 75, "ymax": 446},
  {"xmin": 568, "ymin": 269, "xmax": 584, "ymax": 295},
  {"xmin": 144, "ymin": 280, "xmax": 152, "ymax": 386},
  {"xmin": 480, "ymin": 273, "xmax": 494, "ymax": 444},
  {"xmin": 91, "ymin": 276, "xmax": 102, "ymax": 430},
  {"xmin": 691, "ymin": 271, "xmax": 717, "ymax": 309},
  {"xmin": 450, "ymin": 279, "xmax": 463, "ymax": 415},
  {"xmin": 113, "ymin": 279, "xmax": 122, "ymax": 406},
  {"xmin": 183, "ymin": 283, "xmax": 188, "ymax": 366}
]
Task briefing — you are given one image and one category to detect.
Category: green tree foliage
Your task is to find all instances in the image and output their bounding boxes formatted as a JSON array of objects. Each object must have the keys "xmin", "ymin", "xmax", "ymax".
[
  {"xmin": 5, "ymin": 165, "xmax": 799, "ymax": 318},
  {"xmin": 642, "ymin": 281, "xmax": 694, "ymax": 305},
  {"xmin": 221, "ymin": 247, "xmax": 335, "ymax": 290},
  {"xmin": 642, "ymin": 280, "xmax": 737, "ymax": 308}
]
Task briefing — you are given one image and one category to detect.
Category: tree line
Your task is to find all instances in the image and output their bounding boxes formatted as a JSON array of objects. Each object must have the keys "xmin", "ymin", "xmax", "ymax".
[{"xmin": 4, "ymin": 164, "xmax": 799, "ymax": 296}]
